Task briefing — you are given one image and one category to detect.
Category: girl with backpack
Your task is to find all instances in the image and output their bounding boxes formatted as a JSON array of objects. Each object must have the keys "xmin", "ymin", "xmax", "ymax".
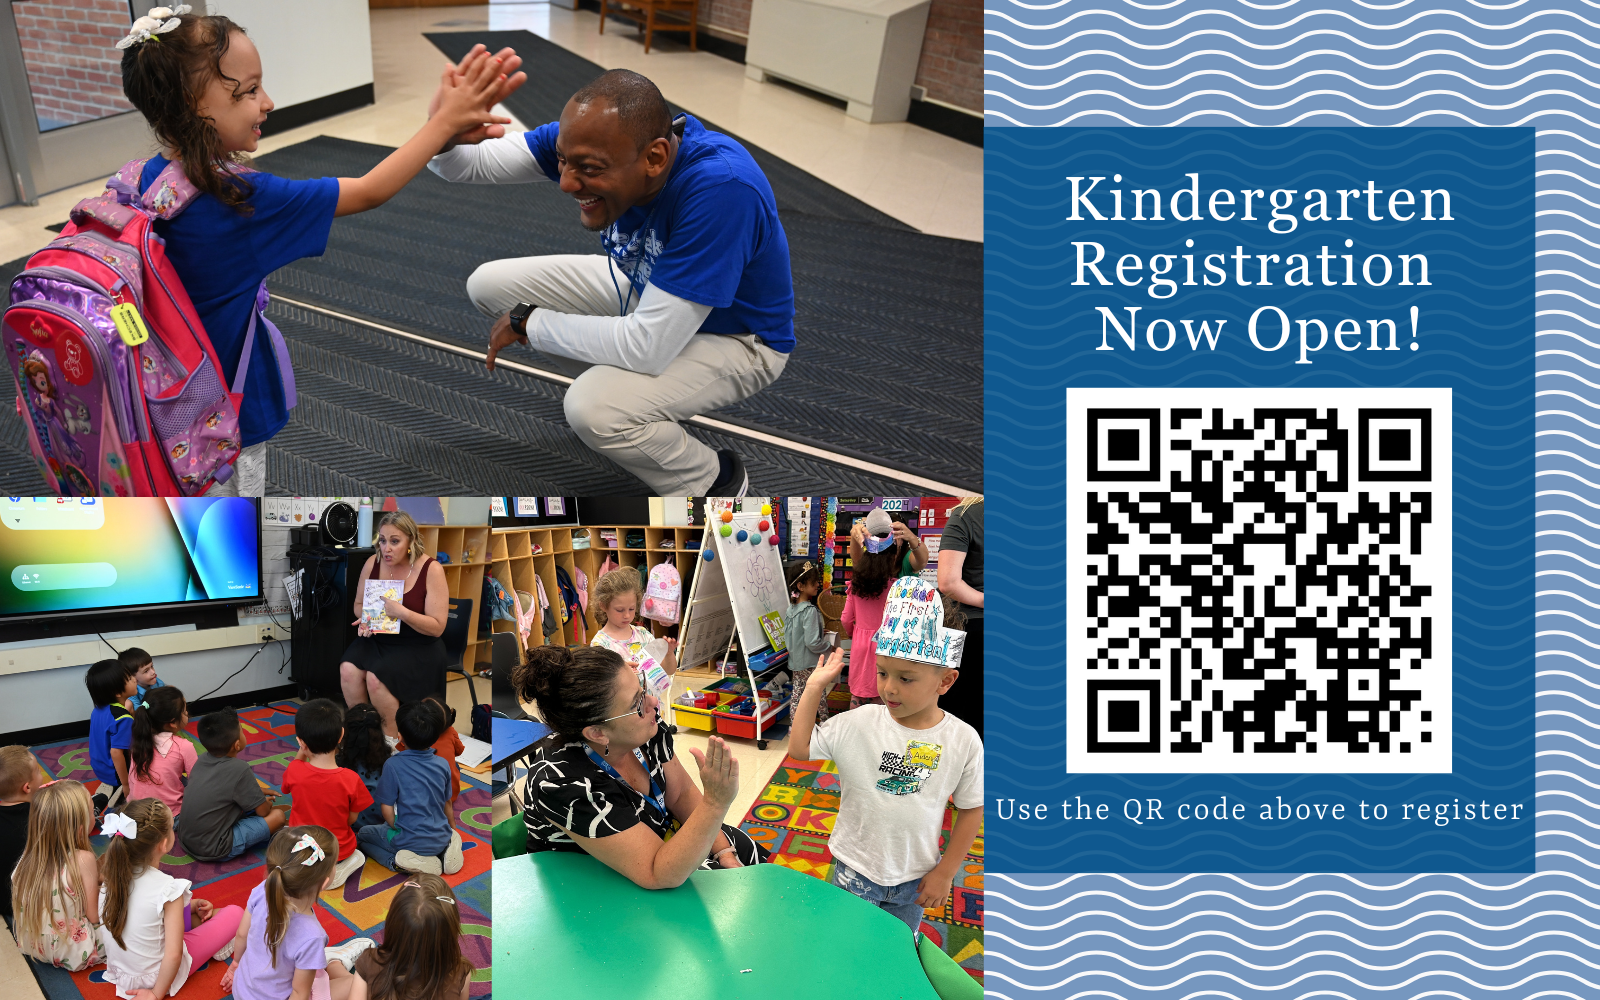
[
  {"xmin": 107, "ymin": 12, "xmax": 515, "ymax": 495},
  {"xmin": 592, "ymin": 568, "xmax": 678, "ymax": 706}
]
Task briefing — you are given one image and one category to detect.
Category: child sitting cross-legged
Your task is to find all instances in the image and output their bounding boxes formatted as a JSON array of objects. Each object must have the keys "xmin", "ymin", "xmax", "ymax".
[
  {"xmin": 86, "ymin": 657, "xmax": 138, "ymax": 814},
  {"xmin": 350, "ymin": 873, "xmax": 474, "ymax": 1000},
  {"xmin": 175, "ymin": 708, "xmax": 287, "ymax": 863},
  {"xmin": 0, "ymin": 745, "xmax": 43, "ymax": 934},
  {"xmin": 357, "ymin": 701, "xmax": 462, "ymax": 876},
  {"xmin": 282, "ymin": 699, "xmax": 372, "ymax": 889},
  {"xmin": 10, "ymin": 778, "xmax": 104, "ymax": 970},
  {"xmin": 788, "ymin": 577, "xmax": 984, "ymax": 936},
  {"xmin": 99, "ymin": 798, "xmax": 245, "ymax": 998},
  {"xmin": 336, "ymin": 704, "xmax": 389, "ymax": 831},
  {"xmin": 128, "ymin": 687, "xmax": 197, "ymax": 817},
  {"xmin": 218, "ymin": 826, "xmax": 375, "ymax": 1000}
]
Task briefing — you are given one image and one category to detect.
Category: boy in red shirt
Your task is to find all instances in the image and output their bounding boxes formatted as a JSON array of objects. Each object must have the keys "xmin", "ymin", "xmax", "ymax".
[{"xmin": 283, "ymin": 698, "xmax": 372, "ymax": 888}]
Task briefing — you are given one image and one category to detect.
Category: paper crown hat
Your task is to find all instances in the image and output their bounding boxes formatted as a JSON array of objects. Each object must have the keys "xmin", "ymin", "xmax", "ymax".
[
  {"xmin": 862, "ymin": 507, "xmax": 895, "ymax": 554},
  {"xmin": 872, "ymin": 576, "xmax": 964, "ymax": 669}
]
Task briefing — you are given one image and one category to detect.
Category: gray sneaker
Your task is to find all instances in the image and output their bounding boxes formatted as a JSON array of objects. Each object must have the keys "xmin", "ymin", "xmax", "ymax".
[
  {"xmin": 442, "ymin": 829, "xmax": 464, "ymax": 875},
  {"xmin": 395, "ymin": 849, "xmax": 443, "ymax": 875}
]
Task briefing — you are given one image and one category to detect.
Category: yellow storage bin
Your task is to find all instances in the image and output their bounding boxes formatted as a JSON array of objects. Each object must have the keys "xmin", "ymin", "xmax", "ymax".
[{"xmin": 673, "ymin": 705, "xmax": 715, "ymax": 731}]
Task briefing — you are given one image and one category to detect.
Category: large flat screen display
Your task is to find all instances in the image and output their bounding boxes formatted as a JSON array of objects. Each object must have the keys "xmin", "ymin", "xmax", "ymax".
[{"xmin": 1, "ymin": 497, "xmax": 261, "ymax": 621}]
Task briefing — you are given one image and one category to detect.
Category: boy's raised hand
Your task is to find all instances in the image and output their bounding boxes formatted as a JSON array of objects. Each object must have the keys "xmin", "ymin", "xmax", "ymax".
[
  {"xmin": 429, "ymin": 44, "xmax": 528, "ymax": 147},
  {"xmin": 812, "ymin": 647, "xmax": 845, "ymax": 686}
]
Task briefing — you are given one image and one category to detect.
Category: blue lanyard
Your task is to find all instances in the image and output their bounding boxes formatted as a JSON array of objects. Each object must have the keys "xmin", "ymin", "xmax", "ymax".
[
  {"xmin": 601, "ymin": 201, "xmax": 661, "ymax": 318},
  {"xmin": 585, "ymin": 745, "xmax": 667, "ymax": 818}
]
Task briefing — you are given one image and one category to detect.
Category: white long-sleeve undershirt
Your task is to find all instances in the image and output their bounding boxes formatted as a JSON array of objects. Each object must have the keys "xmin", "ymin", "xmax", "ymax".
[{"xmin": 430, "ymin": 136, "xmax": 717, "ymax": 375}]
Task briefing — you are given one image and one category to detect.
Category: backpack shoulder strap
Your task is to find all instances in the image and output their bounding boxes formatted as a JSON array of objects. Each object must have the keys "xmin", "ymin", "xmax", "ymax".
[
  {"xmin": 139, "ymin": 160, "xmax": 206, "ymax": 219},
  {"xmin": 68, "ymin": 157, "xmax": 155, "ymax": 232}
]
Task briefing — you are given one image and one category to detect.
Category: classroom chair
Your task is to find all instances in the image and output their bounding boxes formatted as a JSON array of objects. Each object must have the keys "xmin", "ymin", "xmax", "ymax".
[
  {"xmin": 443, "ymin": 597, "xmax": 482, "ymax": 706},
  {"xmin": 493, "ymin": 812, "xmax": 528, "ymax": 860},
  {"xmin": 918, "ymin": 935, "xmax": 983, "ymax": 1000}
]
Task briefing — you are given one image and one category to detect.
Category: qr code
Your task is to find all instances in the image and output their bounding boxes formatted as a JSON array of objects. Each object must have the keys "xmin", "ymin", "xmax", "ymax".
[{"xmin": 1066, "ymin": 387, "xmax": 1452, "ymax": 774}]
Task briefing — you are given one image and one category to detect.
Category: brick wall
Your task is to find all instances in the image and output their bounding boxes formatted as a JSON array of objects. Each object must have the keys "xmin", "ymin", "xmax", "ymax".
[
  {"xmin": 15, "ymin": 0, "xmax": 135, "ymax": 131},
  {"xmin": 695, "ymin": 0, "xmax": 980, "ymax": 114}
]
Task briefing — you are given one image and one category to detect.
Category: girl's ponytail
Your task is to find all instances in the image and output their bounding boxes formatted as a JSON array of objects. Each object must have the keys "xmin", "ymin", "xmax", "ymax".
[
  {"xmin": 129, "ymin": 686, "xmax": 187, "ymax": 782},
  {"xmin": 100, "ymin": 798, "xmax": 173, "ymax": 950},
  {"xmin": 261, "ymin": 826, "xmax": 338, "ymax": 968}
]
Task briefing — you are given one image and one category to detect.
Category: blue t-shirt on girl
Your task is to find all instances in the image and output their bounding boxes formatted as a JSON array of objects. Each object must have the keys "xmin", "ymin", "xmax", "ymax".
[
  {"xmin": 523, "ymin": 115, "xmax": 796, "ymax": 352},
  {"xmin": 139, "ymin": 158, "xmax": 340, "ymax": 448},
  {"xmin": 375, "ymin": 748, "xmax": 453, "ymax": 855}
]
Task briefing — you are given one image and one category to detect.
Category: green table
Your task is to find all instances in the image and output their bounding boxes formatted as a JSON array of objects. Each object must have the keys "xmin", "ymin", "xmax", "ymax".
[{"xmin": 493, "ymin": 853, "xmax": 941, "ymax": 999}]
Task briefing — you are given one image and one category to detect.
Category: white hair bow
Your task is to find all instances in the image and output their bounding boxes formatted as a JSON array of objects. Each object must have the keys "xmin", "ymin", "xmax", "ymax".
[
  {"xmin": 102, "ymin": 813, "xmax": 138, "ymax": 839},
  {"xmin": 115, "ymin": 6, "xmax": 191, "ymax": 50},
  {"xmin": 291, "ymin": 833, "xmax": 326, "ymax": 866}
]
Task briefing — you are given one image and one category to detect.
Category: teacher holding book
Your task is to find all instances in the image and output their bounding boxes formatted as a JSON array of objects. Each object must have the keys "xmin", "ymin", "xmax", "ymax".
[{"xmin": 340, "ymin": 511, "xmax": 451, "ymax": 741}]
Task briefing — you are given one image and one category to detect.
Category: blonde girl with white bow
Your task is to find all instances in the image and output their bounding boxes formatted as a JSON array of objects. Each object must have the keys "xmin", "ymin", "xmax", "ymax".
[
  {"xmin": 98, "ymin": 798, "xmax": 244, "ymax": 999},
  {"xmin": 219, "ymin": 826, "xmax": 375, "ymax": 1000}
]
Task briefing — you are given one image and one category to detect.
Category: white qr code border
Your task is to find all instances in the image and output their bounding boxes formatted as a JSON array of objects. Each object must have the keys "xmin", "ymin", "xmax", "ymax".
[{"xmin": 1066, "ymin": 387, "xmax": 1453, "ymax": 774}]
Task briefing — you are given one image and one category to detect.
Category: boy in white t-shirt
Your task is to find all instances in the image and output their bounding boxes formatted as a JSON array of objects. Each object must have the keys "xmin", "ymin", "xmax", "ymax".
[{"xmin": 789, "ymin": 576, "xmax": 983, "ymax": 935}]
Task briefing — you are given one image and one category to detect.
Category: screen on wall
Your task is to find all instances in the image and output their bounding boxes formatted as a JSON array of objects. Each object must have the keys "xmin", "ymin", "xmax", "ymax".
[{"xmin": 0, "ymin": 497, "xmax": 261, "ymax": 621}]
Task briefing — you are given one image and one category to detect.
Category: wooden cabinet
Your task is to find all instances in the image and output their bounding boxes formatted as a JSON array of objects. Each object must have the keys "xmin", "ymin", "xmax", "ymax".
[{"xmin": 413, "ymin": 524, "xmax": 490, "ymax": 673}]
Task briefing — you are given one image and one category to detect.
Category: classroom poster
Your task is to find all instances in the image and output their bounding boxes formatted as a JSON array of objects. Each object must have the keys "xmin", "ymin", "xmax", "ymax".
[{"xmin": 985, "ymin": 5, "xmax": 1593, "ymax": 995}]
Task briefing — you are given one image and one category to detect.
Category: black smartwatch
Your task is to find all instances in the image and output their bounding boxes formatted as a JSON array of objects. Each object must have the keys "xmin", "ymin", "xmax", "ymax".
[{"xmin": 508, "ymin": 302, "xmax": 535, "ymax": 338}]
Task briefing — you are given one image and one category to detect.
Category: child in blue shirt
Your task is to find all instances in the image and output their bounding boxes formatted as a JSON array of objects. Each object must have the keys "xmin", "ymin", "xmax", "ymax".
[
  {"xmin": 85, "ymin": 658, "xmax": 137, "ymax": 812},
  {"xmin": 116, "ymin": 11, "xmax": 522, "ymax": 495},
  {"xmin": 357, "ymin": 701, "xmax": 460, "ymax": 876},
  {"xmin": 119, "ymin": 647, "xmax": 164, "ymax": 703}
]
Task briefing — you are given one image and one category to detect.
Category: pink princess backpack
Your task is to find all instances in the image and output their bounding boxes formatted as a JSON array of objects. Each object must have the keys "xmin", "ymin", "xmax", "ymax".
[
  {"xmin": 643, "ymin": 560, "xmax": 681, "ymax": 624},
  {"xmin": 3, "ymin": 158, "xmax": 293, "ymax": 495}
]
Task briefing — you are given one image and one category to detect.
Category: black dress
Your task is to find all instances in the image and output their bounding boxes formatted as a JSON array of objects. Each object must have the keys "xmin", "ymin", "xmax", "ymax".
[{"xmin": 340, "ymin": 555, "xmax": 451, "ymax": 704}]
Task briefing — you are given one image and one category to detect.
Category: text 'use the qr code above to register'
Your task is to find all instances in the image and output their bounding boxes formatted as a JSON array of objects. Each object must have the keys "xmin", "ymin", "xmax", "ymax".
[{"xmin": 1066, "ymin": 387, "xmax": 1452, "ymax": 774}]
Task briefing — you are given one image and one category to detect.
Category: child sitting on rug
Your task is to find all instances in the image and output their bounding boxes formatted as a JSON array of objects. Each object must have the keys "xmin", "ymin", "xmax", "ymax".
[
  {"xmin": 591, "ymin": 567, "xmax": 677, "ymax": 705},
  {"xmin": 350, "ymin": 873, "xmax": 474, "ymax": 1000},
  {"xmin": 283, "ymin": 699, "xmax": 371, "ymax": 889},
  {"xmin": 395, "ymin": 695, "xmax": 464, "ymax": 813},
  {"xmin": 99, "ymin": 798, "xmax": 245, "ymax": 998},
  {"xmin": 357, "ymin": 702, "xmax": 461, "ymax": 876},
  {"xmin": 789, "ymin": 578, "xmax": 984, "ymax": 935},
  {"xmin": 121, "ymin": 647, "xmax": 166, "ymax": 704},
  {"xmin": 783, "ymin": 560, "xmax": 834, "ymax": 726},
  {"xmin": 10, "ymin": 778, "xmax": 104, "ymax": 969},
  {"xmin": 176, "ymin": 708, "xmax": 287, "ymax": 863},
  {"xmin": 128, "ymin": 687, "xmax": 197, "ymax": 817},
  {"xmin": 0, "ymin": 745, "xmax": 41, "ymax": 933},
  {"xmin": 337, "ymin": 704, "xmax": 390, "ymax": 830},
  {"xmin": 86, "ymin": 657, "xmax": 138, "ymax": 813},
  {"xmin": 218, "ymin": 826, "xmax": 375, "ymax": 1000}
]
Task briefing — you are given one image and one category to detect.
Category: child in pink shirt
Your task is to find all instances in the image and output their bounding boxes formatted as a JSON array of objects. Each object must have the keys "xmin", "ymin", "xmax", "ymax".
[
  {"xmin": 839, "ymin": 521, "xmax": 907, "ymax": 710},
  {"xmin": 127, "ymin": 687, "xmax": 198, "ymax": 815}
]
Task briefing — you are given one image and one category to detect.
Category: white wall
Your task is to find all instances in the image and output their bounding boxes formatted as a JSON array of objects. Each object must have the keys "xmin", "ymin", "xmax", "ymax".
[
  {"xmin": 135, "ymin": 1, "xmax": 377, "ymax": 111},
  {"xmin": 0, "ymin": 635, "xmax": 291, "ymax": 739}
]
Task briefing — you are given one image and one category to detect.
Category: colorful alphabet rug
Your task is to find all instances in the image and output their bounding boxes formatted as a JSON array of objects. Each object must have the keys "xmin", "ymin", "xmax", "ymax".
[
  {"xmin": 736, "ymin": 753, "xmax": 984, "ymax": 982},
  {"xmin": 24, "ymin": 701, "xmax": 492, "ymax": 1000}
]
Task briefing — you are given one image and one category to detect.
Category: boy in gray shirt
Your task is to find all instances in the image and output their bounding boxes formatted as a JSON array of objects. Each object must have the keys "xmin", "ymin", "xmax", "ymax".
[{"xmin": 176, "ymin": 709, "xmax": 288, "ymax": 862}]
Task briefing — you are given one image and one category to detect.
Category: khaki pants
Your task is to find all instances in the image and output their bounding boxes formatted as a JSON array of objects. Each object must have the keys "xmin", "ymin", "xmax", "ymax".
[{"xmin": 467, "ymin": 254, "xmax": 787, "ymax": 493}]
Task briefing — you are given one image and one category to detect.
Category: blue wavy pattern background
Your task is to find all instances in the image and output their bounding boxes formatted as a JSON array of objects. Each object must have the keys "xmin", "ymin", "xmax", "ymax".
[{"xmin": 983, "ymin": 2, "xmax": 1600, "ymax": 996}]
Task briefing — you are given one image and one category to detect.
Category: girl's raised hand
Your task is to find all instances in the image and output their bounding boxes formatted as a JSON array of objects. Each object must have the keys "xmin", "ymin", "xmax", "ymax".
[
  {"xmin": 435, "ymin": 51, "xmax": 513, "ymax": 135},
  {"xmin": 428, "ymin": 44, "xmax": 528, "ymax": 146}
]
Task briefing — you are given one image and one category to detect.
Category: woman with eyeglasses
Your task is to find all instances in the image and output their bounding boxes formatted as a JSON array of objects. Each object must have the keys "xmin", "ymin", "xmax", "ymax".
[{"xmin": 512, "ymin": 645, "xmax": 766, "ymax": 887}]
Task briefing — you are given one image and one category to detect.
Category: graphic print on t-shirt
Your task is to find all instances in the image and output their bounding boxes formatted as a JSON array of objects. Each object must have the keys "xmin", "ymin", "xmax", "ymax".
[{"xmin": 876, "ymin": 739, "xmax": 942, "ymax": 796}]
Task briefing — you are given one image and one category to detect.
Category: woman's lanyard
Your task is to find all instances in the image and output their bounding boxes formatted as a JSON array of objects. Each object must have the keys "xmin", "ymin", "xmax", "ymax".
[{"xmin": 585, "ymin": 745, "xmax": 667, "ymax": 818}]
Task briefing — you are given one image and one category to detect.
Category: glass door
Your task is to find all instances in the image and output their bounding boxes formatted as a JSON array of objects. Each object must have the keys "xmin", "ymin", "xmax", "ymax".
[{"xmin": 0, "ymin": 1, "xmax": 155, "ymax": 206}]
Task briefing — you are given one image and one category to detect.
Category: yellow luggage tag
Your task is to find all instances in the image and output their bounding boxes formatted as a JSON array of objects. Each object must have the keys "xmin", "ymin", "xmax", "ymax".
[{"xmin": 109, "ymin": 302, "xmax": 150, "ymax": 346}]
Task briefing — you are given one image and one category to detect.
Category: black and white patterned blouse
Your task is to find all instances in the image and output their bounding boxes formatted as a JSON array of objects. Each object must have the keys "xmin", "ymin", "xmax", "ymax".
[{"xmin": 522, "ymin": 722, "xmax": 676, "ymax": 853}]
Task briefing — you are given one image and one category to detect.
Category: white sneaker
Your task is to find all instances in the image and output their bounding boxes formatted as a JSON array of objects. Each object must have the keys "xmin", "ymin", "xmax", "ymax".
[
  {"xmin": 442, "ymin": 829, "xmax": 463, "ymax": 875},
  {"xmin": 384, "ymin": 734, "xmax": 400, "ymax": 750},
  {"xmin": 395, "ymin": 849, "xmax": 442, "ymax": 875},
  {"xmin": 327, "ymin": 850, "xmax": 364, "ymax": 889},
  {"xmin": 211, "ymin": 940, "xmax": 234, "ymax": 962},
  {"xmin": 324, "ymin": 937, "xmax": 376, "ymax": 972}
]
